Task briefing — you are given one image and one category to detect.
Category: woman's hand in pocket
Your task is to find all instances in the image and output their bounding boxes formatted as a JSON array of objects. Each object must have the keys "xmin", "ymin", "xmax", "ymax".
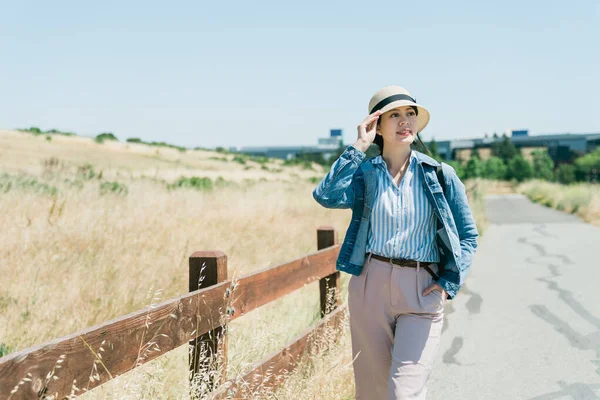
[{"xmin": 422, "ymin": 283, "xmax": 447, "ymax": 300}]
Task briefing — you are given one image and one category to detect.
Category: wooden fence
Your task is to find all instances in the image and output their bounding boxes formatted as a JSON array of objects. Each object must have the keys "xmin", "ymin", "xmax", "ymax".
[{"xmin": 0, "ymin": 227, "xmax": 345, "ymax": 400}]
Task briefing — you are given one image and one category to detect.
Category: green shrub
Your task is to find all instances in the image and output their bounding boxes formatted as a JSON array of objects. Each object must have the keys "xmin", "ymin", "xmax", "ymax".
[
  {"xmin": 531, "ymin": 149, "xmax": 555, "ymax": 181},
  {"xmin": 168, "ymin": 176, "xmax": 213, "ymax": 191},
  {"xmin": 124, "ymin": 137, "xmax": 187, "ymax": 152},
  {"xmin": 99, "ymin": 181, "xmax": 128, "ymax": 196},
  {"xmin": 232, "ymin": 156, "xmax": 247, "ymax": 165},
  {"xmin": 541, "ymin": 197, "xmax": 554, "ymax": 207},
  {"xmin": 0, "ymin": 343, "xmax": 13, "ymax": 357},
  {"xmin": 45, "ymin": 135, "xmax": 52, "ymax": 142},
  {"xmin": 95, "ymin": 132, "xmax": 119, "ymax": 143},
  {"xmin": 555, "ymin": 164, "xmax": 576, "ymax": 184},
  {"xmin": 146, "ymin": 140, "xmax": 186, "ymax": 152},
  {"xmin": 464, "ymin": 157, "xmax": 484, "ymax": 179},
  {"xmin": 19, "ymin": 127, "xmax": 76, "ymax": 136},
  {"xmin": 574, "ymin": 148, "xmax": 600, "ymax": 182},
  {"xmin": 20, "ymin": 127, "xmax": 42, "ymax": 135},
  {"xmin": 506, "ymin": 155, "xmax": 533, "ymax": 182},
  {"xmin": 307, "ymin": 176, "xmax": 320, "ymax": 184},
  {"xmin": 483, "ymin": 156, "xmax": 507, "ymax": 180},
  {"xmin": 0, "ymin": 173, "xmax": 58, "ymax": 195},
  {"xmin": 77, "ymin": 164, "xmax": 97, "ymax": 180}
]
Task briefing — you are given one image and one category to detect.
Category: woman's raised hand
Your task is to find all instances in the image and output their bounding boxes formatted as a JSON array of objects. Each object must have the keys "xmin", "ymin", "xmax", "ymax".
[{"xmin": 354, "ymin": 110, "xmax": 382, "ymax": 152}]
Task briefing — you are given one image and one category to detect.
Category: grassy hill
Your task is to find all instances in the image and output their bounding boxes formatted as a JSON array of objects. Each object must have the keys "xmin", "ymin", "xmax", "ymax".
[
  {"xmin": 0, "ymin": 129, "xmax": 323, "ymax": 184},
  {"xmin": 0, "ymin": 128, "xmax": 490, "ymax": 399}
]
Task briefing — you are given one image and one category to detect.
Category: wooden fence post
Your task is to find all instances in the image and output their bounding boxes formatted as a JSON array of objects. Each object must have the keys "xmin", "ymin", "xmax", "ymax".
[
  {"xmin": 317, "ymin": 226, "xmax": 339, "ymax": 318},
  {"xmin": 189, "ymin": 251, "xmax": 228, "ymax": 395}
]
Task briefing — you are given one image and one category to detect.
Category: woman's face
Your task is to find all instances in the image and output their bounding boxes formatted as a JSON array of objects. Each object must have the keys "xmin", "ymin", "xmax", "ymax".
[{"xmin": 376, "ymin": 106, "xmax": 418, "ymax": 146}]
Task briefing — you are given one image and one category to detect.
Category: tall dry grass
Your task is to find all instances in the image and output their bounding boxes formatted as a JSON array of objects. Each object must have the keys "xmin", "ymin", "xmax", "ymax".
[
  {"xmin": 1, "ymin": 130, "xmax": 355, "ymax": 399},
  {"xmin": 518, "ymin": 180, "xmax": 600, "ymax": 225},
  {"xmin": 1, "ymin": 130, "xmax": 485, "ymax": 399}
]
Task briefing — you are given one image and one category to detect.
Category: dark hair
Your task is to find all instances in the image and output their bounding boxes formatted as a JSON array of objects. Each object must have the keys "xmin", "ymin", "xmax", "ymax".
[{"xmin": 373, "ymin": 106, "xmax": 432, "ymax": 156}]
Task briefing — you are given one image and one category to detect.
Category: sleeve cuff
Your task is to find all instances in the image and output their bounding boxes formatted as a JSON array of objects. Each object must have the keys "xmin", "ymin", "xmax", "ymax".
[
  {"xmin": 346, "ymin": 145, "xmax": 367, "ymax": 160},
  {"xmin": 436, "ymin": 277, "xmax": 460, "ymax": 300}
]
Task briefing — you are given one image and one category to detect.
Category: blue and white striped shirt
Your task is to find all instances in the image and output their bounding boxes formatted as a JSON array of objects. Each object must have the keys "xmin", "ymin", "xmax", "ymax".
[{"xmin": 365, "ymin": 151, "xmax": 440, "ymax": 263}]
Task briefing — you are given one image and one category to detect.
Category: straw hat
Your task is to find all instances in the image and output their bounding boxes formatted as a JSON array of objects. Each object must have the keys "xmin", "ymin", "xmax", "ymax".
[{"xmin": 368, "ymin": 86, "xmax": 430, "ymax": 133}]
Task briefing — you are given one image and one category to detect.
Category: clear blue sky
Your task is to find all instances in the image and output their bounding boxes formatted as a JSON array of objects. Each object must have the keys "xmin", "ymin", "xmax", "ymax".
[{"xmin": 1, "ymin": 0, "xmax": 598, "ymax": 149}]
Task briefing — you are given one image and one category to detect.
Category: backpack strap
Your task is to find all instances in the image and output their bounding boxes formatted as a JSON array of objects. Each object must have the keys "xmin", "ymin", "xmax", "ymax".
[
  {"xmin": 434, "ymin": 163, "xmax": 448, "ymax": 278},
  {"xmin": 434, "ymin": 165, "xmax": 446, "ymax": 232},
  {"xmin": 435, "ymin": 163, "xmax": 447, "ymax": 196}
]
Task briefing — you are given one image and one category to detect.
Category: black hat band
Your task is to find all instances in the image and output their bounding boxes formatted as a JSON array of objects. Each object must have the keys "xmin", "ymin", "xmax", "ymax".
[{"xmin": 370, "ymin": 94, "xmax": 417, "ymax": 114}]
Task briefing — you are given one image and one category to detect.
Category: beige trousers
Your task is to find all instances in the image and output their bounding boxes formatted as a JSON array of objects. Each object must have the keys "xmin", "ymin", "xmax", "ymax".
[{"xmin": 348, "ymin": 253, "xmax": 445, "ymax": 400}]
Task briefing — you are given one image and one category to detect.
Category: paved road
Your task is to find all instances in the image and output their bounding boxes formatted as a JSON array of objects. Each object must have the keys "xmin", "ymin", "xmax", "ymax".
[{"xmin": 429, "ymin": 194, "xmax": 600, "ymax": 400}]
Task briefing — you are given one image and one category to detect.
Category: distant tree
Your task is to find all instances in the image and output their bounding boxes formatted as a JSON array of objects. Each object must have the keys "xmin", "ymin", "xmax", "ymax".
[
  {"xmin": 531, "ymin": 149, "xmax": 555, "ymax": 181},
  {"xmin": 464, "ymin": 156, "xmax": 484, "ymax": 179},
  {"xmin": 574, "ymin": 148, "xmax": 600, "ymax": 182},
  {"xmin": 492, "ymin": 135, "xmax": 519, "ymax": 164},
  {"xmin": 296, "ymin": 151, "xmax": 326, "ymax": 166},
  {"xmin": 483, "ymin": 156, "xmax": 507, "ymax": 180},
  {"xmin": 492, "ymin": 132, "xmax": 499, "ymax": 139},
  {"xmin": 471, "ymin": 147, "xmax": 481, "ymax": 160},
  {"xmin": 506, "ymin": 155, "xmax": 533, "ymax": 182},
  {"xmin": 95, "ymin": 132, "xmax": 119, "ymax": 143},
  {"xmin": 126, "ymin": 137, "xmax": 142, "ymax": 143},
  {"xmin": 555, "ymin": 164, "xmax": 576, "ymax": 184}
]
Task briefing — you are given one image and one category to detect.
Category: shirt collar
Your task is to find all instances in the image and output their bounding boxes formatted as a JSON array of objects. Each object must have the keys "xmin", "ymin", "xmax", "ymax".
[
  {"xmin": 372, "ymin": 150, "xmax": 416, "ymax": 167},
  {"xmin": 369, "ymin": 149, "xmax": 441, "ymax": 168}
]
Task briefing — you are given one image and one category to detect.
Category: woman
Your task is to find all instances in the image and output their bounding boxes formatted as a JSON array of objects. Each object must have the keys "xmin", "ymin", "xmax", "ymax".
[{"xmin": 312, "ymin": 86, "xmax": 478, "ymax": 399}]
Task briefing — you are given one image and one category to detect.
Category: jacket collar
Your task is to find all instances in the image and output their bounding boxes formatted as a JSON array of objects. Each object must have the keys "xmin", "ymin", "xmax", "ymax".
[{"xmin": 368, "ymin": 149, "xmax": 440, "ymax": 168}]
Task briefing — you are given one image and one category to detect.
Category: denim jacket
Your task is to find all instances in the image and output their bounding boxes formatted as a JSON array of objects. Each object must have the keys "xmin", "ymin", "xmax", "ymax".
[{"xmin": 312, "ymin": 145, "xmax": 479, "ymax": 300}]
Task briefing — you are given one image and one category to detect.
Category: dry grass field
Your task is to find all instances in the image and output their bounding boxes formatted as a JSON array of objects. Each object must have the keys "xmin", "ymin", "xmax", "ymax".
[{"xmin": 0, "ymin": 129, "xmax": 486, "ymax": 399}]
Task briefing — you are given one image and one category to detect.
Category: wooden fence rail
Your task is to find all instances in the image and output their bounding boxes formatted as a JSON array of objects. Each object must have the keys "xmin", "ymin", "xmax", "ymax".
[{"xmin": 0, "ymin": 227, "xmax": 343, "ymax": 400}]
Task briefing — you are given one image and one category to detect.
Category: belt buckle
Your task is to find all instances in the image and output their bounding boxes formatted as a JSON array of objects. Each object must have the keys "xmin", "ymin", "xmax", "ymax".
[{"xmin": 390, "ymin": 258, "xmax": 406, "ymax": 267}]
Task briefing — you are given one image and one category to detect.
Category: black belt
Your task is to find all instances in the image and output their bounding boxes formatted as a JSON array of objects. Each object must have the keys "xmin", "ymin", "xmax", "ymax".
[{"xmin": 367, "ymin": 253, "xmax": 440, "ymax": 281}]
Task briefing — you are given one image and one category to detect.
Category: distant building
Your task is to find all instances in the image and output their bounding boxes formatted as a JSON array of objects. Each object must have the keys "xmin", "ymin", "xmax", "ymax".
[
  {"xmin": 509, "ymin": 129, "xmax": 529, "ymax": 137},
  {"xmin": 230, "ymin": 129, "xmax": 344, "ymax": 160},
  {"xmin": 228, "ymin": 128, "xmax": 600, "ymax": 164},
  {"xmin": 436, "ymin": 130, "xmax": 600, "ymax": 164}
]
